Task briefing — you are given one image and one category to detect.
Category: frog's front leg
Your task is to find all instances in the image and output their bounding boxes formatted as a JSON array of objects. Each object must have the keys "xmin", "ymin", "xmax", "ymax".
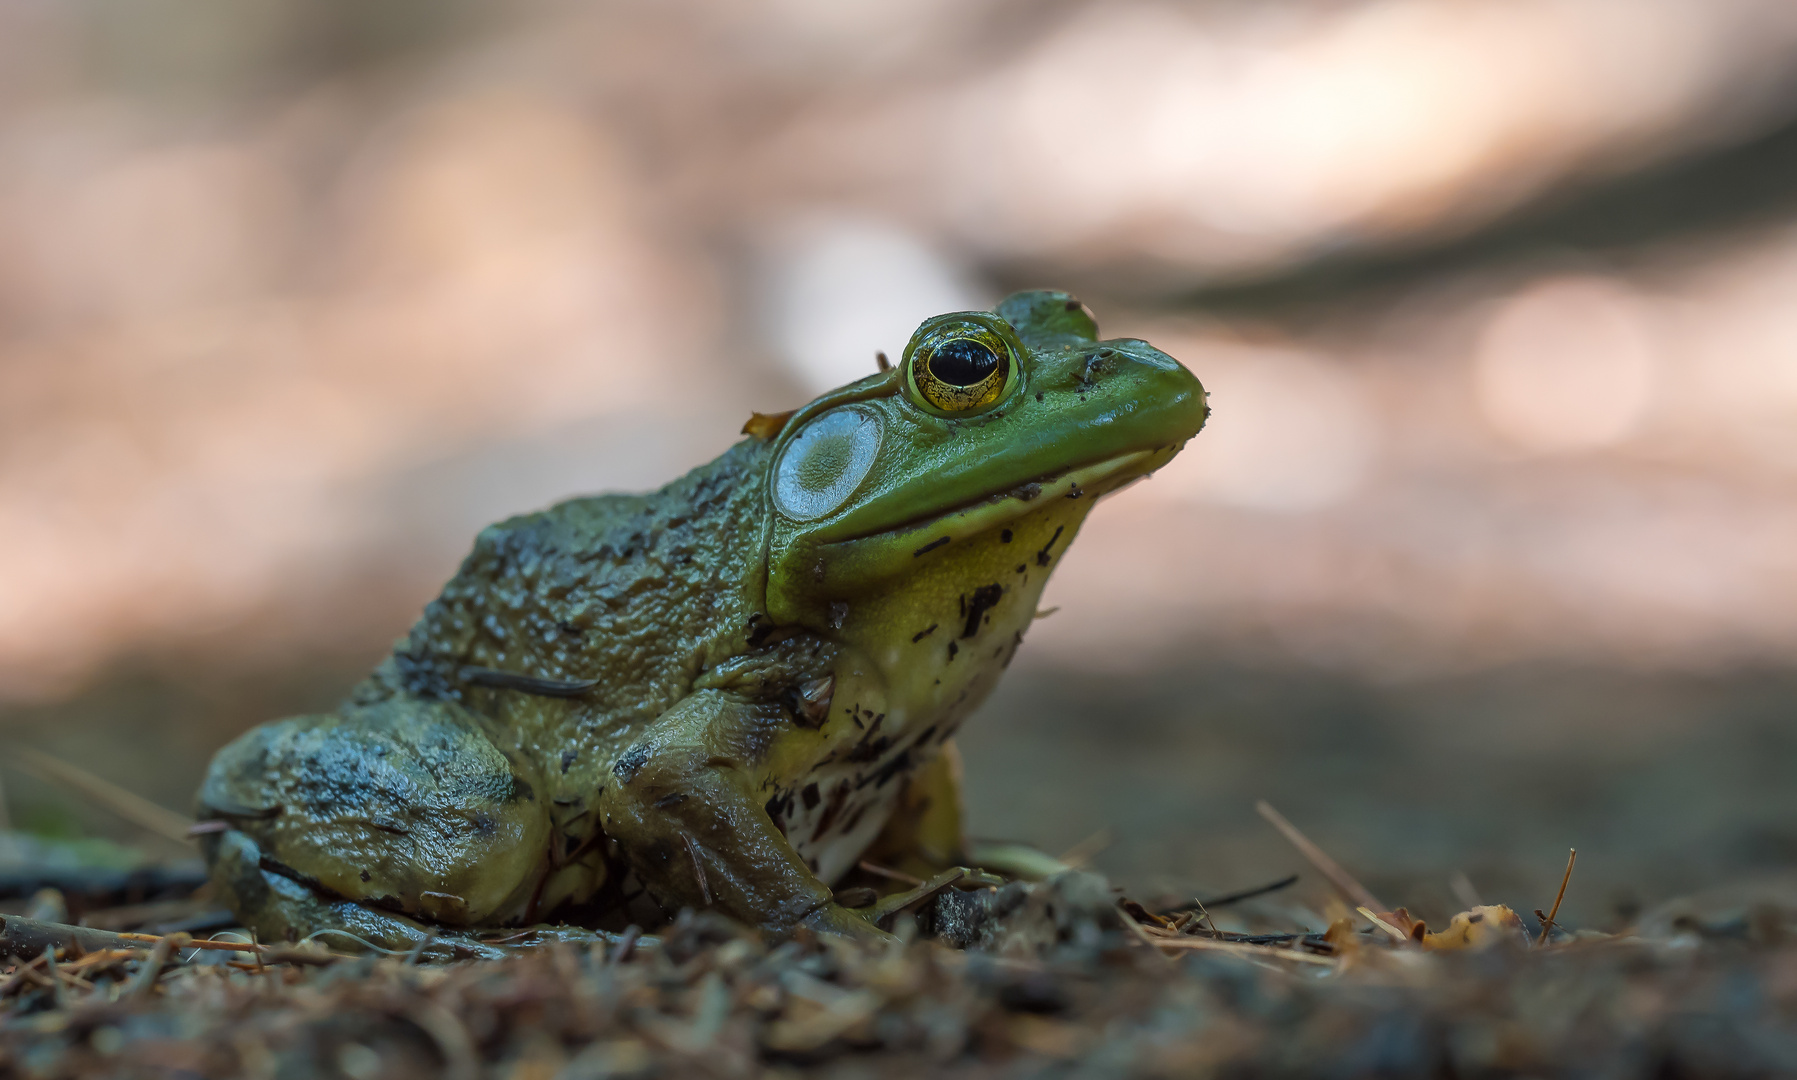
[
  {"xmin": 197, "ymin": 698, "xmax": 555, "ymax": 952},
  {"xmin": 599, "ymin": 689, "xmax": 894, "ymax": 943}
]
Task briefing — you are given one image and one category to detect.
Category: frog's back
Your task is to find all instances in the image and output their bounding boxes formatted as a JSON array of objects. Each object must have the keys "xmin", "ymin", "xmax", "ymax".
[{"xmin": 371, "ymin": 438, "xmax": 775, "ymax": 747}]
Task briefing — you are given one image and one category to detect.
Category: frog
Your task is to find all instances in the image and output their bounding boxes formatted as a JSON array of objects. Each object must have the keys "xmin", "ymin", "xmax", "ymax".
[{"xmin": 195, "ymin": 290, "xmax": 1208, "ymax": 952}]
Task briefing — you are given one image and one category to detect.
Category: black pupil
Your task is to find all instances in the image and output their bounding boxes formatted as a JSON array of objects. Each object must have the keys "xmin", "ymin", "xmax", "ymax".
[{"xmin": 928, "ymin": 339, "xmax": 1000, "ymax": 386}]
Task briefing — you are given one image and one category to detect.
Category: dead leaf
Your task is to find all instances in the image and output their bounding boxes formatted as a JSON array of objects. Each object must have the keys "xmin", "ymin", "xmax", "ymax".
[
  {"xmin": 742, "ymin": 410, "xmax": 795, "ymax": 441},
  {"xmin": 1422, "ymin": 905, "xmax": 1529, "ymax": 952}
]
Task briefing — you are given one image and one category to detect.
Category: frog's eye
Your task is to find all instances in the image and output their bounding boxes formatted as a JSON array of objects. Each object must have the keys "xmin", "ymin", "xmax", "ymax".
[{"xmin": 908, "ymin": 332, "xmax": 1013, "ymax": 413}]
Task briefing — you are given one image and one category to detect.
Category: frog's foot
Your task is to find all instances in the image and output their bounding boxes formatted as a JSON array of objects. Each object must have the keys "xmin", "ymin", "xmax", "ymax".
[
  {"xmin": 208, "ymin": 830, "xmax": 645, "ymax": 958},
  {"xmin": 798, "ymin": 900, "xmax": 901, "ymax": 945},
  {"xmin": 206, "ymin": 828, "xmax": 474, "ymax": 957},
  {"xmin": 860, "ymin": 867, "xmax": 1004, "ymax": 926},
  {"xmin": 197, "ymin": 700, "xmax": 554, "ymax": 950}
]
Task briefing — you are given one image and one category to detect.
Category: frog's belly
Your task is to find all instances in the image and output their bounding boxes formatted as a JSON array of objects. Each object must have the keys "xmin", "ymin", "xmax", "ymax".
[{"xmin": 775, "ymin": 751, "xmax": 922, "ymax": 886}]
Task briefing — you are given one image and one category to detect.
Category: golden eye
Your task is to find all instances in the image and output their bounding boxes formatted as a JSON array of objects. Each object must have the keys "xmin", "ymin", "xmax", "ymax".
[{"xmin": 910, "ymin": 335, "xmax": 1011, "ymax": 412}]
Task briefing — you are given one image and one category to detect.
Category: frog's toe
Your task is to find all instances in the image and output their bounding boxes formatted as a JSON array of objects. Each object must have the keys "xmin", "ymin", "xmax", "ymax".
[{"xmin": 203, "ymin": 827, "xmax": 281, "ymax": 932}]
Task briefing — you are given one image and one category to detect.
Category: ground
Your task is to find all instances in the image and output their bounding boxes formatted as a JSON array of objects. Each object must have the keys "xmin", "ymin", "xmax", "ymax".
[{"xmin": 3, "ymin": 848, "xmax": 1796, "ymax": 1077}]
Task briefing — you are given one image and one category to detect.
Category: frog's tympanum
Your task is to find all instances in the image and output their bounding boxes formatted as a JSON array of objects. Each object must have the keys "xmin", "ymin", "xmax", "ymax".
[{"xmin": 198, "ymin": 291, "xmax": 1208, "ymax": 949}]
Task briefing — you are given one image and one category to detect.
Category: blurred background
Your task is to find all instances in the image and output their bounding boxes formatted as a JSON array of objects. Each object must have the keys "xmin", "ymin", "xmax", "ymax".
[{"xmin": 3, "ymin": 0, "xmax": 1797, "ymax": 930}]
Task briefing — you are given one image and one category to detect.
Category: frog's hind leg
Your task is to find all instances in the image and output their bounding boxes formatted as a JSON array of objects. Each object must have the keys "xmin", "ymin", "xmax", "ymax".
[
  {"xmin": 197, "ymin": 698, "xmax": 553, "ymax": 953},
  {"xmin": 856, "ymin": 741, "xmax": 1074, "ymax": 887},
  {"xmin": 856, "ymin": 740, "xmax": 968, "ymax": 883}
]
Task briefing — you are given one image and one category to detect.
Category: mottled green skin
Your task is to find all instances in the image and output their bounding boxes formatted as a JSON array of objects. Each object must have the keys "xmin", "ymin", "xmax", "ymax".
[{"xmin": 198, "ymin": 291, "xmax": 1208, "ymax": 949}]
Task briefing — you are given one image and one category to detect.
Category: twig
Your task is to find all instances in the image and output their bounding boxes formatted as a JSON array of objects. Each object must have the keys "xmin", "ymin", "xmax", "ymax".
[
  {"xmin": 1142, "ymin": 935, "xmax": 1337, "ymax": 966},
  {"xmin": 2, "ymin": 914, "xmax": 156, "ymax": 960},
  {"xmin": 51, "ymin": 965, "xmax": 95, "ymax": 993},
  {"xmin": 1192, "ymin": 899, "xmax": 1220, "ymax": 937},
  {"xmin": 1177, "ymin": 873, "xmax": 1301, "ymax": 913},
  {"xmin": 115, "ymin": 932, "xmax": 271, "ymax": 954},
  {"xmin": 1255, "ymin": 801, "xmax": 1384, "ymax": 913},
  {"xmin": 610, "ymin": 925, "xmax": 642, "ymax": 965},
  {"xmin": 127, "ymin": 933, "xmax": 187, "ymax": 998},
  {"xmin": 45, "ymin": 947, "xmax": 66, "ymax": 1009},
  {"xmin": 1118, "ymin": 907, "xmax": 1178, "ymax": 963},
  {"xmin": 59, "ymin": 948, "xmax": 140, "ymax": 973},
  {"xmin": 1535, "ymin": 848, "xmax": 1577, "ymax": 948},
  {"xmin": 1056, "ymin": 828, "xmax": 1113, "ymax": 869},
  {"xmin": 871, "ymin": 869, "xmax": 966, "ymax": 928},
  {"xmin": 857, "ymin": 861, "xmax": 924, "ymax": 887},
  {"xmin": 1142, "ymin": 924, "xmax": 1333, "ymax": 949},
  {"xmin": 1, "ymin": 955, "xmax": 54, "ymax": 996},
  {"xmin": 2, "ymin": 914, "xmax": 353, "ymax": 967},
  {"xmin": 11, "ymin": 747, "xmax": 195, "ymax": 845},
  {"xmin": 405, "ymin": 929, "xmax": 439, "ymax": 965}
]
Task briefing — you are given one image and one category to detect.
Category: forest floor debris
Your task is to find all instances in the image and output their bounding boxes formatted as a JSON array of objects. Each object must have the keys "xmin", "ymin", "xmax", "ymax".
[
  {"xmin": 3, "ymin": 859, "xmax": 1796, "ymax": 1078},
  {"xmin": 3, "ymin": 793, "xmax": 1796, "ymax": 1077}
]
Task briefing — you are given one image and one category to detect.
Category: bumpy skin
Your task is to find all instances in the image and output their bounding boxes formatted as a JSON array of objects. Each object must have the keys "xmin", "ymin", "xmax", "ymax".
[{"xmin": 198, "ymin": 291, "xmax": 1208, "ymax": 950}]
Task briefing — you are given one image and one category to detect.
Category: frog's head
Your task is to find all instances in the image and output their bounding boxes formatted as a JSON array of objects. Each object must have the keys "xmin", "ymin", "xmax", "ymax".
[{"xmin": 761, "ymin": 290, "xmax": 1207, "ymax": 635}]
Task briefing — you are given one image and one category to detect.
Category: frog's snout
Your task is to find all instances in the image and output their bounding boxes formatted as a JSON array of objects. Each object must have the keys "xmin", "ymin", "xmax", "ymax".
[
  {"xmin": 1086, "ymin": 342, "xmax": 1209, "ymax": 449},
  {"xmin": 1157, "ymin": 355, "xmax": 1210, "ymax": 444}
]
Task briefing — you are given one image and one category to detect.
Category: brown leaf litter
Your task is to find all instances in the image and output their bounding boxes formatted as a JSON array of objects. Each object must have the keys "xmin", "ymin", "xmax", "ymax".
[{"xmin": 3, "ymin": 806, "xmax": 1796, "ymax": 1078}]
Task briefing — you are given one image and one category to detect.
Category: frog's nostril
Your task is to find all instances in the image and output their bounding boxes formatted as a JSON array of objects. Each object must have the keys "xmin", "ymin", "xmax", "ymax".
[{"xmin": 1078, "ymin": 350, "xmax": 1119, "ymax": 388}]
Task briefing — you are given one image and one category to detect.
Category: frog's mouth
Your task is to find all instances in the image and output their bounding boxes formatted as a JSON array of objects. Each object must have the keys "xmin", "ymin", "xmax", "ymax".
[{"xmin": 831, "ymin": 444, "xmax": 1178, "ymax": 554}]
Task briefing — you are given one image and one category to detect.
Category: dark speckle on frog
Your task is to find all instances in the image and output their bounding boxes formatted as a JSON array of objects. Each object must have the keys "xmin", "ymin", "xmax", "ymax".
[{"xmin": 196, "ymin": 291, "xmax": 1208, "ymax": 950}]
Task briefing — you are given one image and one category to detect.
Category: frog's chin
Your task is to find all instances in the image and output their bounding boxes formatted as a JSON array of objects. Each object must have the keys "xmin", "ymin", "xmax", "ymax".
[{"xmin": 838, "ymin": 443, "xmax": 1177, "ymax": 553}]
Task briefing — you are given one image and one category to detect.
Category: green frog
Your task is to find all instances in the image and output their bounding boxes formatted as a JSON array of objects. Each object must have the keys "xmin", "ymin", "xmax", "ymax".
[{"xmin": 197, "ymin": 291, "xmax": 1207, "ymax": 950}]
